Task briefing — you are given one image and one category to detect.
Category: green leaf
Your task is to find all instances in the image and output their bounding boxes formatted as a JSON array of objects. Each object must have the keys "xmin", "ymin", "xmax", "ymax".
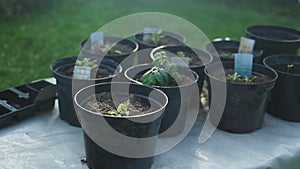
[
  {"xmin": 107, "ymin": 110, "xmax": 117, "ymax": 115},
  {"xmin": 153, "ymin": 69, "xmax": 164, "ymax": 85}
]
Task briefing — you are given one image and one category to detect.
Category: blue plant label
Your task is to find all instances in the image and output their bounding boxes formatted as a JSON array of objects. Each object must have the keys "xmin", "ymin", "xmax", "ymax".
[
  {"xmin": 90, "ymin": 32, "xmax": 104, "ymax": 49},
  {"xmin": 234, "ymin": 53, "xmax": 253, "ymax": 76},
  {"xmin": 73, "ymin": 66, "xmax": 92, "ymax": 80},
  {"xmin": 238, "ymin": 37, "xmax": 255, "ymax": 54},
  {"xmin": 143, "ymin": 28, "xmax": 159, "ymax": 41}
]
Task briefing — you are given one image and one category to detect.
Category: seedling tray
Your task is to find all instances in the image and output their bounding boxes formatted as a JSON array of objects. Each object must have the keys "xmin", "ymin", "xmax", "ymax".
[{"xmin": 0, "ymin": 80, "xmax": 56, "ymax": 128}]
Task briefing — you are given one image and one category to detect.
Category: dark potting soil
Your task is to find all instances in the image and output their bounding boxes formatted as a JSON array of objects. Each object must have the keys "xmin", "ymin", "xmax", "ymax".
[
  {"xmin": 60, "ymin": 66, "xmax": 113, "ymax": 79},
  {"xmin": 83, "ymin": 92, "xmax": 157, "ymax": 116},
  {"xmin": 177, "ymin": 51, "xmax": 203, "ymax": 66},
  {"xmin": 271, "ymin": 64, "xmax": 300, "ymax": 75},
  {"xmin": 212, "ymin": 69, "xmax": 272, "ymax": 84},
  {"xmin": 143, "ymin": 35, "xmax": 180, "ymax": 46},
  {"xmin": 94, "ymin": 43, "xmax": 134, "ymax": 55},
  {"xmin": 105, "ymin": 43, "xmax": 134, "ymax": 55}
]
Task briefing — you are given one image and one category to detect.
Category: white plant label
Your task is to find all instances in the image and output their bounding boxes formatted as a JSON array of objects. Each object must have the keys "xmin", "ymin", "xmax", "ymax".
[
  {"xmin": 234, "ymin": 53, "xmax": 253, "ymax": 76},
  {"xmin": 238, "ymin": 37, "xmax": 255, "ymax": 54},
  {"xmin": 73, "ymin": 66, "xmax": 92, "ymax": 80}
]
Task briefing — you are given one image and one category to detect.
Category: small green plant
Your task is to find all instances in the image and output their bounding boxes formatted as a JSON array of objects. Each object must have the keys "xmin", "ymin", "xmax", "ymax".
[
  {"xmin": 151, "ymin": 30, "xmax": 165, "ymax": 44},
  {"xmin": 140, "ymin": 51, "xmax": 183, "ymax": 86},
  {"xmin": 243, "ymin": 75, "xmax": 256, "ymax": 83},
  {"xmin": 97, "ymin": 43, "xmax": 122, "ymax": 54},
  {"xmin": 107, "ymin": 100, "xmax": 130, "ymax": 117},
  {"xmin": 287, "ymin": 64, "xmax": 294, "ymax": 73},
  {"xmin": 177, "ymin": 51, "xmax": 192, "ymax": 64},
  {"xmin": 227, "ymin": 72, "xmax": 256, "ymax": 83},
  {"xmin": 227, "ymin": 72, "xmax": 241, "ymax": 82},
  {"xmin": 219, "ymin": 50, "xmax": 234, "ymax": 59},
  {"xmin": 75, "ymin": 58, "xmax": 97, "ymax": 68}
]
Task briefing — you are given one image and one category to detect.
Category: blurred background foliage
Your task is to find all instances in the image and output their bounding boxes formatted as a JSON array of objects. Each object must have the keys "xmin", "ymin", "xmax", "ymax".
[{"xmin": 0, "ymin": 0, "xmax": 299, "ymax": 89}]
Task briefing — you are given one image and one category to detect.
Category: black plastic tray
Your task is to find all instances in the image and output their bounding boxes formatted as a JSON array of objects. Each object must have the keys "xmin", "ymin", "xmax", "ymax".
[{"xmin": 0, "ymin": 80, "xmax": 56, "ymax": 128}]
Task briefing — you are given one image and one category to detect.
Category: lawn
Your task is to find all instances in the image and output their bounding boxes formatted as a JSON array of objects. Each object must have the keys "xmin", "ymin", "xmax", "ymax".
[{"xmin": 0, "ymin": 0, "xmax": 299, "ymax": 89}]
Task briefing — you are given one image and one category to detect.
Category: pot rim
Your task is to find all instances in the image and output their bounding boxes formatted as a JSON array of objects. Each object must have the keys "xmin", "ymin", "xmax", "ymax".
[
  {"xmin": 50, "ymin": 56, "xmax": 122, "ymax": 81},
  {"xmin": 263, "ymin": 54, "xmax": 300, "ymax": 77},
  {"xmin": 150, "ymin": 44, "xmax": 213, "ymax": 68},
  {"xmin": 204, "ymin": 61, "xmax": 278, "ymax": 86},
  {"xmin": 246, "ymin": 24, "xmax": 300, "ymax": 43},
  {"xmin": 124, "ymin": 63, "xmax": 199, "ymax": 89},
  {"xmin": 74, "ymin": 82, "xmax": 169, "ymax": 119}
]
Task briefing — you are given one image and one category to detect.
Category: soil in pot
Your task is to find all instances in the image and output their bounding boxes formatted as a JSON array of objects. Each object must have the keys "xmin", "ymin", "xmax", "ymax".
[
  {"xmin": 83, "ymin": 92, "xmax": 157, "ymax": 117},
  {"xmin": 205, "ymin": 40, "xmax": 263, "ymax": 63},
  {"xmin": 206, "ymin": 62, "xmax": 277, "ymax": 133},
  {"xmin": 80, "ymin": 36, "xmax": 139, "ymax": 67},
  {"xmin": 83, "ymin": 41, "xmax": 135, "ymax": 55},
  {"xmin": 134, "ymin": 31, "xmax": 184, "ymax": 48},
  {"xmin": 59, "ymin": 66, "xmax": 113, "ymax": 79},
  {"xmin": 217, "ymin": 69, "xmax": 272, "ymax": 84},
  {"xmin": 134, "ymin": 31, "xmax": 185, "ymax": 64},
  {"xmin": 263, "ymin": 54, "xmax": 300, "ymax": 122}
]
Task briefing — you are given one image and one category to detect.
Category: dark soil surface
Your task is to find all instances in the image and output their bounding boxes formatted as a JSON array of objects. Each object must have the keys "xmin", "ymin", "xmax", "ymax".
[
  {"xmin": 105, "ymin": 43, "xmax": 134, "ymax": 55},
  {"xmin": 178, "ymin": 51, "xmax": 203, "ymax": 66},
  {"xmin": 212, "ymin": 69, "xmax": 272, "ymax": 84},
  {"xmin": 60, "ymin": 66, "xmax": 112, "ymax": 79},
  {"xmin": 142, "ymin": 35, "xmax": 181, "ymax": 46},
  {"xmin": 83, "ymin": 92, "xmax": 157, "ymax": 116},
  {"xmin": 84, "ymin": 42, "xmax": 134, "ymax": 55},
  {"xmin": 271, "ymin": 64, "xmax": 300, "ymax": 75}
]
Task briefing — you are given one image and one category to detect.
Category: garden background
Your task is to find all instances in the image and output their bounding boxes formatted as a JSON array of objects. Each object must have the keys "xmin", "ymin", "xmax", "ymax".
[{"xmin": 0, "ymin": 0, "xmax": 299, "ymax": 89}]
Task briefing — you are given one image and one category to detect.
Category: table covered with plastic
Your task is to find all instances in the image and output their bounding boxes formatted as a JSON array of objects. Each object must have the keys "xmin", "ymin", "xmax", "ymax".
[{"xmin": 0, "ymin": 89, "xmax": 300, "ymax": 169}]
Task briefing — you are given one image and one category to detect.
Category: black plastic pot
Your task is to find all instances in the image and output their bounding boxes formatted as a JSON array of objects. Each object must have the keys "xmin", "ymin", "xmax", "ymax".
[
  {"xmin": 134, "ymin": 30, "xmax": 185, "ymax": 64},
  {"xmin": 246, "ymin": 25, "xmax": 300, "ymax": 59},
  {"xmin": 125, "ymin": 64, "xmax": 199, "ymax": 136},
  {"xmin": 80, "ymin": 36, "xmax": 138, "ymax": 68},
  {"xmin": 50, "ymin": 56, "xmax": 122, "ymax": 127},
  {"xmin": 263, "ymin": 54, "xmax": 300, "ymax": 122},
  {"xmin": 150, "ymin": 45, "xmax": 213, "ymax": 92},
  {"xmin": 204, "ymin": 40, "xmax": 263, "ymax": 63},
  {"xmin": 74, "ymin": 82, "xmax": 168, "ymax": 169},
  {"xmin": 205, "ymin": 62, "xmax": 278, "ymax": 133}
]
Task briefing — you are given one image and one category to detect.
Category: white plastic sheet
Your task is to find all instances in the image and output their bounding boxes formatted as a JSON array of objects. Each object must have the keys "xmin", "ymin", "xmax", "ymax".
[{"xmin": 0, "ymin": 79, "xmax": 300, "ymax": 169}]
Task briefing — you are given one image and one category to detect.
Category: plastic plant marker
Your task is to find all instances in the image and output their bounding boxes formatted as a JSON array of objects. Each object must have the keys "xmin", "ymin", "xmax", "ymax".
[
  {"xmin": 73, "ymin": 66, "xmax": 92, "ymax": 80},
  {"xmin": 238, "ymin": 37, "xmax": 255, "ymax": 54},
  {"xmin": 143, "ymin": 28, "xmax": 160, "ymax": 41},
  {"xmin": 234, "ymin": 53, "xmax": 253, "ymax": 76}
]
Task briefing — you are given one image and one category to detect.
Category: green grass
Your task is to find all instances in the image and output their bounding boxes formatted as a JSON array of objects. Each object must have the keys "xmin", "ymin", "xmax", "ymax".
[{"xmin": 0, "ymin": 0, "xmax": 299, "ymax": 89}]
